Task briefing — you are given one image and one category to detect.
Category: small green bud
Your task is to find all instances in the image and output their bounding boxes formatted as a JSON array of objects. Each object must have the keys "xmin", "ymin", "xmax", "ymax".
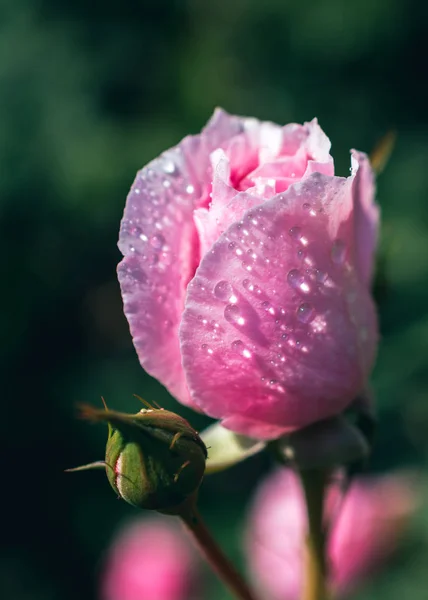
[{"xmin": 70, "ymin": 400, "xmax": 207, "ymax": 514}]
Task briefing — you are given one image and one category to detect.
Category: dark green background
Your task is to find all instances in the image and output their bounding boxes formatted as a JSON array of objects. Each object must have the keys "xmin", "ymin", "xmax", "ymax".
[{"xmin": 2, "ymin": 0, "xmax": 428, "ymax": 598}]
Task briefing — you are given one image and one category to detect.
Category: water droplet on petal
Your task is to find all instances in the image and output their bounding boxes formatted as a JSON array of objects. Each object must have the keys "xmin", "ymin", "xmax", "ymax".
[
  {"xmin": 331, "ymin": 239, "xmax": 346, "ymax": 264},
  {"xmin": 289, "ymin": 226, "xmax": 302, "ymax": 240},
  {"xmin": 224, "ymin": 304, "xmax": 246, "ymax": 326},
  {"xmin": 150, "ymin": 233, "xmax": 165, "ymax": 249},
  {"xmin": 214, "ymin": 280, "xmax": 233, "ymax": 300},
  {"xmin": 297, "ymin": 302, "xmax": 315, "ymax": 323},
  {"xmin": 315, "ymin": 269, "xmax": 328, "ymax": 283},
  {"xmin": 303, "ymin": 203, "xmax": 310, "ymax": 211},
  {"xmin": 287, "ymin": 269, "xmax": 311, "ymax": 294},
  {"xmin": 186, "ymin": 184, "xmax": 195, "ymax": 194},
  {"xmin": 231, "ymin": 339, "xmax": 252, "ymax": 358},
  {"xmin": 162, "ymin": 158, "xmax": 176, "ymax": 175}
]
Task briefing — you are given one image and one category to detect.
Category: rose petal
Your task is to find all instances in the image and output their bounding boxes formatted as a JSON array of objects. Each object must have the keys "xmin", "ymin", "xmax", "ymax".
[
  {"xmin": 245, "ymin": 470, "xmax": 416, "ymax": 600},
  {"xmin": 246, "ymin": 469, "xmax": 305, "ymax": 600},
  {"xmin": 101, "ymin": 517, "xmax": 197, "ymax": 600},
  {"xmin": 117, "ymin": 146, "xmax": 202, "ymax": 404},
  {"xmin": 351, "ymin": 150, "xmax": 379, "ymax": 286},
  {"xmin": 117, "ymin": 110, "xmax": 254, "ymax": 405},
  {"xmin": 329, "ymin": 475, "xmax": 417, "ymax": 595},
  {"xmin": 200, "ymin": 107, "xmax": 247, "ymax": 150},
  {"xmin": 180, "ymin": 173, "xmax": 377, "ymax": 439}
]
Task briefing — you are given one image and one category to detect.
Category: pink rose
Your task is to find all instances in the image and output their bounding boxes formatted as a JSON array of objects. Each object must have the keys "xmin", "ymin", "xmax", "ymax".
[
  {"xmin": 246, "ymin": 469, "xmax": 416, "ymax": 600},
  {"xmin": 118, "ymin": 109, "xmax": 378, "ymax": 440},
  {"xmin": 100, "ymin": 516, "xmax": 199, "ymax": 600}
]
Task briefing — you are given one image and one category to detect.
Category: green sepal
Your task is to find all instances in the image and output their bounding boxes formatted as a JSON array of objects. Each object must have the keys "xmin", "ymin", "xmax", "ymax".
[
  {"xmin": 65, "ymin": 461, "xmax": 106, "ymax": 472},
  {"xmin": 271, "ymin": 415, "xmax": 369, "ymax": 471},
  {"xmin": 201, "ymin": 422, "xmax": 266, "ymax": 474},
  {"xmin": 75, "ymin": 402, "xmax": 207, "ymax": 514}
]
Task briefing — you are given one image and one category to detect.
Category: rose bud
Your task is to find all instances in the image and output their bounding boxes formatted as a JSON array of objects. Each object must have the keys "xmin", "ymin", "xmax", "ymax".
[
  {"xmin": 69, "ymin": 402, "xmax": 207, "ymax": 514},
  {"xmin": 118, "ymin": 109, "xmax": 379, "ymax": 440},
  {"xmin": 100, "ymin": 516, "xmax": 201, "ymax": 600},
  {"xmin": 245, "ymin": 468, "xmax": 416, "ymax": 600}
]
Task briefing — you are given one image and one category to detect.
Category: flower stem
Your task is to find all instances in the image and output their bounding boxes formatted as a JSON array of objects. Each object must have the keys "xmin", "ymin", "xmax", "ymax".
[
  {"xmin": 300, "ymin": 469, "xmax": 329, "ymax": 600},
  {"xmin": 180, "ymin": 503, "xmax": 258, "ymax": 600}
]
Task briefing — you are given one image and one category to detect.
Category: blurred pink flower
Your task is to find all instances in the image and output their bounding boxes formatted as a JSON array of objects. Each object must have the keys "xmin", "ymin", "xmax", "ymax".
[
  {"xmin": 100, "ymin": 516, "xmax": 199, "ymax": 600},
  {"xmin": 118, "ymin": 109, "xmax": 378, "ymax": 440},
  {"xmin": 246, "ymin": 469, "xmax": 416, "ymax": 599}
]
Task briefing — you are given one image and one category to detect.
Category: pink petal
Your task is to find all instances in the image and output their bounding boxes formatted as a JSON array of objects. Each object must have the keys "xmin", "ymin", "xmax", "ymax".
[
  {"xmin": 194, "ymin": 149, "xmax": 265, "ymax": 256},
  {"xmin": 101, "ymin": 517, "xmax": 198, "ymax": 600},
  {"xmin": 200, "ymin": 107, "xmax": 248, "ymax": 149},
  {"xmin": 194, "ymin": 119, "xmax": 334, "ymax": 262},
  {"xmin": 117, "ymin": 110, "xmax": 256, "ymax": 405},
  {"xmin": 246, "ymin": 470, "xmax": 306, "ymax": 600},
  {"xmin": 180, "ymin": 173, "xmax": 378, "ymax": 439},
  {"xmin": 117, "ymin": 146, "xmax": 203, "ymax": 404},
  {"xmin": 329, "ymin": 475, "xmax": 417, "ymax": 595},
  {"xmin": 245, "ymin": 469, "xmax": 416, "ymax": 600},
  {"xmin": 351, "ymin": 151, "xmax": 379, "ymax": 286}
]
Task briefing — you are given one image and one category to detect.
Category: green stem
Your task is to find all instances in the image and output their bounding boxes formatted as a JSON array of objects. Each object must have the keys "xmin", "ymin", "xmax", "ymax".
[
  {"xmin": 180, "ymin": 504, "xmax": 258, "ymax": 600},
  {"xmin": 299, "ymin": 469, "xmax": 329, "ymax": 600}
]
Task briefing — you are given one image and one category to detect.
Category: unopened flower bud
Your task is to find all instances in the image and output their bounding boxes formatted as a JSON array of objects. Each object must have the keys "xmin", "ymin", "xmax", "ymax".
[{"xmin": 70, "ymin": 400, "xmax": 207, "ymax": 514}]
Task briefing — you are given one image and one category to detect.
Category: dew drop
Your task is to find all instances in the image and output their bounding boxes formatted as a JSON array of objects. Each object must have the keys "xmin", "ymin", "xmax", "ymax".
[
  {"xmin": 186, "ymin": 184, "xmax": 195, "ymax": 194},
  {"xmin": 289, "ymin": 226, "xmax": 302, "ymax": 240},
  {"xmin": 315, "ymin": 269, "xmax": 328, "ymax": 283},
  {"xmin": 262, "ymin": 301, "xmax": 275, "ymax": 316},
  {"xmin": 331, "ymin": 239, "xmax": 346, "ymax": 264},
  {"xmin": 162, "ymin": 158, "xmax": 176, "ymax": 175},
  {"xmin": 150, "ymin": 233, "xmax": 165, "ymax": 249},
  {"xmin": 242, "ymin": 278, "xmax": 250, "ymax": 289},
  {"xmin": 201, "ymin": 343, "xmax": 213, "ymax": 355},
  {"xmin": 231, "ymin": 339, "xmax": 252, "ymax": 358},
  {"xmin": 231, "ymin": 339, "xmax": 244, "ymax": 352},
  {"xmin": 228, "ymin": 242, "xmax": 236, "ymax": 250},
  {"xmin": 287, "ymin": 269, "xmax": 311, "ymax": 294},
  {"xmin": 224, "ymin": 304, "xmax": 246, "ymax": 326},
  {"xmin": 214, "ymin": 280, "xmax": 233, "ymax": 300},
  {"xmin": 303, "ymin": 203, "xmax": 310, "ymax": 211},
  {"xmin": 297, "ymin": 302, "xmax": 315, "ymax": 323}
]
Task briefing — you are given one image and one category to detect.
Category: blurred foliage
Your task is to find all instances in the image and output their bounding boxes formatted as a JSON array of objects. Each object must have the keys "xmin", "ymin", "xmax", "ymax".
[{"xmin": 2, "ymin": 0, "xmax": 428, "ymax": 598}]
